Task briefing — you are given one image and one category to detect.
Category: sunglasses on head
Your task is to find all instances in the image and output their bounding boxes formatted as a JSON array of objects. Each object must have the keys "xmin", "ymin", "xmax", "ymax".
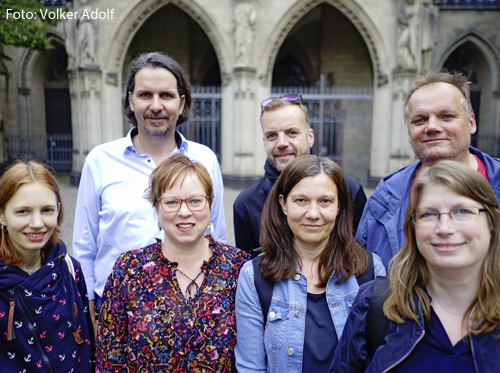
[{"xmin": 260, "ymin": 94, "xmax": 303, "ymax": 110}]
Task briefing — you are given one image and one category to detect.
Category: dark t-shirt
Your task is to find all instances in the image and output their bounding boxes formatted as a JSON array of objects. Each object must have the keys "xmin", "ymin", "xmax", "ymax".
[
  {"xmin": 303, "ymin": 292, "xmax": 338, "ymax": 372},
  {"xmin": 391, "ymin": 307, "xmax": 475, "ymax": 373}
]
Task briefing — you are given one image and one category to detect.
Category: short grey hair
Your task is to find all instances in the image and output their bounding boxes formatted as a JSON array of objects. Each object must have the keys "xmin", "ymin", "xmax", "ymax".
[{"xmin": 403, "ymin": 70, "xmax": 473, "ymax": 126}]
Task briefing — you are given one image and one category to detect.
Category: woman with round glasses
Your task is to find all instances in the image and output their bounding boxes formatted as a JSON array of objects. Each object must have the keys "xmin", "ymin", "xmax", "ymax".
[
  {"xmin": 96, "ymin": 154, "xmax": 249, "ymax": 372},
  {"xmin": 331, "ymin": 160, "xmax": 500, "ymax": 373}
]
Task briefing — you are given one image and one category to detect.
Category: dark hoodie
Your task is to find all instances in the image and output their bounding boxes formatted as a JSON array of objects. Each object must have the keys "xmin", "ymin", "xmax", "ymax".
[
  {"xmin": 233, "ymin": 149, "xmax": 367, "ymax": 253},
  {"xmin": 0, "ymin": 240, "xmax": 95, "ymax": 372}
]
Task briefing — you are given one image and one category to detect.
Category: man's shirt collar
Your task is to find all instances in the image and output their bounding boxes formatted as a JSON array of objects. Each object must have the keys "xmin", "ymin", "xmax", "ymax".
[{"xmin": 123, "ymin": 127, "xmax": 189, "ymax": 155}]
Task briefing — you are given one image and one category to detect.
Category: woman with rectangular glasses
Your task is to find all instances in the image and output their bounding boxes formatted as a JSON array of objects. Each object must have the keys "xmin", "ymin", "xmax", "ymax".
[
  {"xmin": 96, "ymin": 153, "xmax": 249, "ymax": 372},
  {"xmin": 331, "ymin": 160, "xmax": 500, "ymax": 372}
]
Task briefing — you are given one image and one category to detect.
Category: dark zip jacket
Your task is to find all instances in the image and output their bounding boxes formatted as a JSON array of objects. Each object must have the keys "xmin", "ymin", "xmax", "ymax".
[
  {"xmin": 0, "ymin": 240, "xmax": 95, "ymax": 372},
  {"xmin": 331, "ymin": 280, "xmax": 500, "ymax": 373},
  {"xmin": 233, "ymin": 149, "xmax": 367, "ymax": 252}
]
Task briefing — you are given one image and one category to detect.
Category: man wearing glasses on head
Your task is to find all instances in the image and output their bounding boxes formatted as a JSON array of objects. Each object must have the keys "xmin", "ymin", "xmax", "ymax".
[{"xmin": 233, "ymin": 94, "xmax": 367, "ymax": 253}]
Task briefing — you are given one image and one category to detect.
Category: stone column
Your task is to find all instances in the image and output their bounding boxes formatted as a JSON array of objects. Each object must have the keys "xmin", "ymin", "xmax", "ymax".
[
  {"xmin": 68, "ymin": 67, "xmax": 102, "ymax": 185},
  {"xmin": 222, "ymin": 67, "xmax": 260, "ymax": 187},
  {"xmin": 18, "ymin": 88, "xmax": 33, "ymax": 136},
  {"xmin": 492, "ymin": 90, "xmax": 500, "ymax": 135},
  {"xmin": 388, "ymin": 68, "xmax": 418, "ymax": 173},
  {"xmin": 222, "ymin": 0, "xmax": 261, "ymax": 186}
]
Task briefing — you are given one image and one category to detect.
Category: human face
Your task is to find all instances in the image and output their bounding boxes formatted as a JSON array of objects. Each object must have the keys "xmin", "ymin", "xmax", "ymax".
[
  {"xmin": 262, "ymin": 105, "xmax": 314, "ymax": 172},
  {"xmin": 158, "ymin": 173, "xmax": 210, "ymax": 247},
  {"xmin": 129, "ymin": 67, "xmax": 185, "ymax": 138},
  {"xmin": 407, "ymin": 82, "xmax": 476, "ymax": 166},
  {"xmin": 414, "ymin": 184, "xmax": 490, "ymax": 275},
  {"xmin": 0, "ymin": 182, "xmax": 59, "ymax": 258},
  {"xmin": 279, "ymin": 173, "xmax": 340, "ymax": 252}
]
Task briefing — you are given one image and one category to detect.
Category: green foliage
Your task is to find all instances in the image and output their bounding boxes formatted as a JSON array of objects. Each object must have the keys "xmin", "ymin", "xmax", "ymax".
[{"xmin": 0, "ymin": 0, "xmax": 60, "ymax": 60}]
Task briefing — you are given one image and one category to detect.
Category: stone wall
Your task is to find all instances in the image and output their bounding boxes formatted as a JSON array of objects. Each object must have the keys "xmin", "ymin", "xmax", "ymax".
[{"xmin": 1, "ymin": 0, "xmax": 499, "ymax": 184}]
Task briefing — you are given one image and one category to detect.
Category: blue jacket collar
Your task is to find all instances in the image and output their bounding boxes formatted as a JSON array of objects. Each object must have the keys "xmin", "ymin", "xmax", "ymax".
[{"xmin": 370, "ymin": 147, "xmax": 500, "ymax": 223}]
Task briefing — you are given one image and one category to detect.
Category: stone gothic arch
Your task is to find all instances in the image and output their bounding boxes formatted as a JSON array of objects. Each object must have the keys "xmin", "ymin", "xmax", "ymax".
[
  {"xmin": 16, "ymin": 32, "xmax": 66, "ymax": 135},
  {"xmin": 434, "ymin": 30, "xmax": 500, "ymax": 93},
  {"xmin": 434, "ymin": 31, "xmax": 500, "ymax": 137},
  {"xmin": 104, "ymin": 0, "xmax": 230, "ymax": 79},
  {"xmin": 257, "ymin": 0, "xmax": 390, "ymax": 88}
]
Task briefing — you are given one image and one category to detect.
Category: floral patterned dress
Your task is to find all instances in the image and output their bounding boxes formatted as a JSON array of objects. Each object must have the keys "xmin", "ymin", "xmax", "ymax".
[{"xmin": 96, "ymin": 236, "xmax": 250, "ymax": 373}]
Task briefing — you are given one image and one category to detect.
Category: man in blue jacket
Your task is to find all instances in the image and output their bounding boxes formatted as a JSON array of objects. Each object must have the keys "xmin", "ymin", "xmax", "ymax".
[
  {"xmin": 233, "ymin": 95, "xmax": 367, "ymax": 253},
  {"xmin": 356, "ymin": 70, "xmax": 500, "ymax": 268}
]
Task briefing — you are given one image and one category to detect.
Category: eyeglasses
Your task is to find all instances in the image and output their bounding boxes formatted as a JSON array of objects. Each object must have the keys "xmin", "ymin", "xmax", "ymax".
[
  {"xmin": 157, "ymin": 196, "xmax": 210, "ymax": 213},
  {"xmin": 261, "ymin": 94, "xmax": 303, "ymax": 110},
  {"xmin": 411, "ymin": 206, "xmax": 487, "ymax": 227}
]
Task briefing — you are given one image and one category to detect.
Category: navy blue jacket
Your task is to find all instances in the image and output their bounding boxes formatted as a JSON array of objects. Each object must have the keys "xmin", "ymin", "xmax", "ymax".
[
  {"xmin": 331, "ymin": 281, "xmax": 500, "ymax": 373},
  {"xmin": 356, "ymin": 147, "xmax": 500, "ymax": 268},
  {"xmin": 233, "ymin": 150, "xmax": 367, "ymax": 253},
  {"xmin": 0, "ymin": 241, "xmax": 95, "ymax": 372}
]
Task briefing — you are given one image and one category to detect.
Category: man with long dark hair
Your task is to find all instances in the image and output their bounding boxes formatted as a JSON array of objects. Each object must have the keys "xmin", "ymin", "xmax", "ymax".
[{"xmin": 73, "ymin": 52, "xmax": 227, "ymax": 329}]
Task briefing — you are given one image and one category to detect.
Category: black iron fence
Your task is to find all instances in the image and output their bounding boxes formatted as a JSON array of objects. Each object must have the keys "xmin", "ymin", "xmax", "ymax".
[
  {"xmin": 475, "ymin": 135, "xmax": 500, "ymax": 158},
  {"xmin": 180, "ymin": 86, "xmax": 222, "ymax": 160},
  {"xmin": 6, "ymin": 133, "xmax": 73, "ymax": 174}
]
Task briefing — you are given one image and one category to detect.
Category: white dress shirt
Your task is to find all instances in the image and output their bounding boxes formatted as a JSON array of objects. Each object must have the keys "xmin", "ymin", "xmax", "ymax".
[{"xmin": 73, "ymin": 128, "xmax": 227, "ymax": 299}]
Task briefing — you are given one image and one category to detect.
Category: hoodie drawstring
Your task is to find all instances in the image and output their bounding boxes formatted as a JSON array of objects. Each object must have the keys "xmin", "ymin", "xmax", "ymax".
[
  {"xmin": 7, "ymin": 299, "xmax": 15, "ymax": 340},
  {"xmin": 60, "ymin": 254, "xmax": 83, "ymax": 344}
]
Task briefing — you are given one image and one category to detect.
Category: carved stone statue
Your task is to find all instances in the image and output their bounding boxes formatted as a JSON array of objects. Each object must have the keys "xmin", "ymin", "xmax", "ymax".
[
  {"xmin": 234, "ymin": 0, "xmax": 257, "ymax": 68},
  {"xmin": 64, "ymin": 1, "xmax": 77, "ymax": 68},
  {"xmin": 77, "ymin": 0, "xmax": 97, "ymax": 66},
  {"xmin": 396, "ymin": 1, "xmax": 417, "ymax": 69},
  {"xmin": 420, "ymin": 3, "xmax": 438, "ymax": 52}
]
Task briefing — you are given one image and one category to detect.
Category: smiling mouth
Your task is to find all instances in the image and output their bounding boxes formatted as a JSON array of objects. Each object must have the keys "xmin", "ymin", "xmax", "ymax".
[
  {"xmin": 432, "ymin": 243, "xmax": 463, "ymax": 252},
  {"xmin": 177, "ymin": 223, "xmax": 194, "ymax": 228},
  {"xmin": 25, "ymin": 233, "xmax": 45, "ymax": 237},
  {"xmin": 146, "ymin": 115, "xmax": 168, "ymax": 120},
  {"xmin": 422, "ymin": 138, "xmax": 448, "ymax": 143},
  {"xmin": 24, "ymin": 232, "xmax": 46, "ymax": 242}
]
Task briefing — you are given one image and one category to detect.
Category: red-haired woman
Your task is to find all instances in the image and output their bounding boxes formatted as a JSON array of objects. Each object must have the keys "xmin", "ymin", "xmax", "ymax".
[{"xmin": 0, "ymin": 159, "xmax": 94, "ymax": 372}]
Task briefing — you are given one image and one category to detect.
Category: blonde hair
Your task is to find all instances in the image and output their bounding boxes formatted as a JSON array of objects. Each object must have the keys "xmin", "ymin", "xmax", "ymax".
[
  {"xmin": 383, "ymin": 160, "xmax": 500, "ymax": 336},
  {"xmin": 260, "ymin": 98, "xmax": 310, "ymax": 128},
  {"xmin": 403, "ymin": 69, "xmax": 473, "ymax": 126}
]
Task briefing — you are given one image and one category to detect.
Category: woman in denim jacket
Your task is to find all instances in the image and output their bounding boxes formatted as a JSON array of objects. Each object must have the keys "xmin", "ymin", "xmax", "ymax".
[
  {"xmin": 332, "ymin": 161, "xmax": 500, "ymax": 372},
  {"xmin": 235, "ymin": 155, "xmax": 385, "ymax": 372}
]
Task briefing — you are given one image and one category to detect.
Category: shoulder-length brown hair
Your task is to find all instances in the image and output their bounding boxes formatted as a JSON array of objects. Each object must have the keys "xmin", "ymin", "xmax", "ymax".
[
  {"xmin": 384, "ymin": 160, "xmax": 500, "ymax": 335},
  {"xmin": 259, "ymin": 155, "xmax": 368, "ymax": 287},
  {"xmin": 0, "ymin": 159, "xmax": 64, "ymax": 266}
]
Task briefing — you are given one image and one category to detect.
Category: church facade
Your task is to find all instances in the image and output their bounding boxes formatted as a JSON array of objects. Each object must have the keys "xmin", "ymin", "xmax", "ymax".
[{"xmin": 1, "ymin": 0, "xmax": 499, "ymax": 186}]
